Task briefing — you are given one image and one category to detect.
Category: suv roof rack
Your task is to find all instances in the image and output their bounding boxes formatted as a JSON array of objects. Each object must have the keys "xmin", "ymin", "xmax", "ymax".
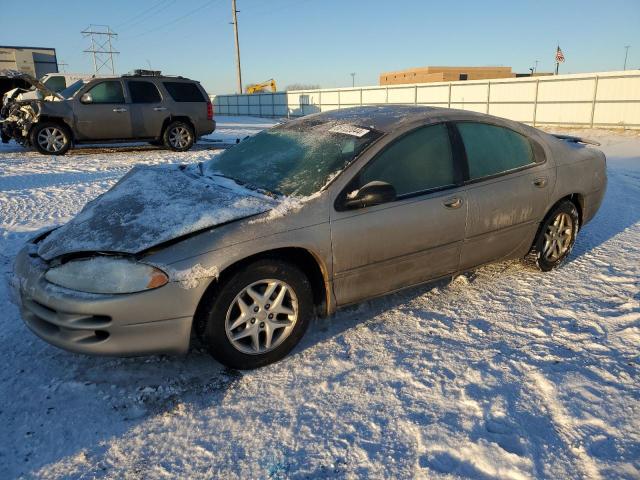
[{"xmin": 121, "ymin": 69, "xmax": 188, "ymax": 80}]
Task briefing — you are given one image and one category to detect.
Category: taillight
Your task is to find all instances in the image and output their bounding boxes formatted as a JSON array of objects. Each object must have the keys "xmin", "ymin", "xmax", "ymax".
[{"xmin": 207, "ymin": 101, "xmax": 214, "ymax": 120}]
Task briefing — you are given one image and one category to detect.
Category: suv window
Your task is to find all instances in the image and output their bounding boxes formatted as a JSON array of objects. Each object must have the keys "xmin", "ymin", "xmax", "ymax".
[
  {"xmin": 43, "ymin": 76, "xmax": 66, "ymax": 92},
  {"xmin": 128, "ymin": 81, "xmax": 162, "ymax": 103},
  {"xmin": 86, "ymin": 81, "xmax": 125, "ymax": 104},
  {"xmin": 457, "ymin": 122, "xmax": 535, "ymax": 180},
  {"xmin": 359, "ymin": 123, "xmax": 455, "ymax": 196},
  {"xmin": 163, "ymin": 81, "xmax": 205, "ymax": 102}
]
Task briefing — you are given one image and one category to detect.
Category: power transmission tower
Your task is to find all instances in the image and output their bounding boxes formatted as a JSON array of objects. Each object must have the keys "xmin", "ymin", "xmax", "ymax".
[
  {"xmin": 81, "ymin": 24, "xmax": 119, "ymax": 75},
  {"xmin": 231, "ymin": 0, "xmax": 243, "ymax": 94}
]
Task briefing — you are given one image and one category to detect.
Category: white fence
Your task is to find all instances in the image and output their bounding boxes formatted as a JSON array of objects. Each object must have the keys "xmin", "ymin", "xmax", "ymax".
[{"xmin": 212, "ymin": 70, "xmax": 640, "ymax": 129}]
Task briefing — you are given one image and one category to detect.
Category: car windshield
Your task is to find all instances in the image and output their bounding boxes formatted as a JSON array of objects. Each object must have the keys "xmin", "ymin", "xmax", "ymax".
[
  {"xmin": 203, "ymin": 120, "xmax": 382, "ymax": 197},
  {"xmin": 59, "ymin": 80, "xmax": 85, "ymax": 99}
]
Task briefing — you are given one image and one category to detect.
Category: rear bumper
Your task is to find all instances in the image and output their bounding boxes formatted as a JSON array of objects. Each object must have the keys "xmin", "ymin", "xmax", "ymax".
[
  {"xmin": 197, "ymin": 119, "xmax": 215, "ymax": 137},
  {"xmin": 13, "ymin": 246, "xmax": 206, "ymax": 356}
]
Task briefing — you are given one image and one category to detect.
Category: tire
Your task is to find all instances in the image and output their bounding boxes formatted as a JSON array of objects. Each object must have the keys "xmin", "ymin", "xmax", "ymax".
[
  {"xmin": 30, "ymin": 122, "xmax": 72, "ymax": 155},
  {"xmin": 163, "ymin": 120, "xmax": 195, "ymax": 152},
  {"xmin": 200, "ymin": 259, "xmax": 313, "ymax": 369},
  {"xmin": 527, "ymin": 200, "xmax": 580, "ymax": 272}
]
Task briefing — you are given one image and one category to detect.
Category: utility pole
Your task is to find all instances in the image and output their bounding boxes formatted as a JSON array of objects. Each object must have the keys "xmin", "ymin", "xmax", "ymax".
[
  {"xmin": 534, "ymin": 60, "xmax": 539, "ymax": 74},
  {"xmin": 231, "ymin": 0, "xmax": 243, "ymax": 93},
  {"xmin": 58, "ymin": 60, "xmax": 69, "ymax": 73},
  {"xmin": 350, "ymin": 72, "xmax": 356, "ymax": 87},
  {"xmin": 624, "ymin": 45, "xmax": 631, "ymax": 70},
  {"xmin": 81, "ymin": 25, "xmax": 119, "ymax": 75}
]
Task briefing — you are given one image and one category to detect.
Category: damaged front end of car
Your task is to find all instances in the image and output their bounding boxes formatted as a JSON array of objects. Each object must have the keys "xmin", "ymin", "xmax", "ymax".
[{"xmin": 0, "ymin": 69, "xmax": 63, "ymax": 145}]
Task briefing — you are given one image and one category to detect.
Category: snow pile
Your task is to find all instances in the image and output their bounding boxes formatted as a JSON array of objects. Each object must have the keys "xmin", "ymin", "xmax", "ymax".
[{"xmin": 0, "ymin": 119, "xmax": 638, "ymax": 479}]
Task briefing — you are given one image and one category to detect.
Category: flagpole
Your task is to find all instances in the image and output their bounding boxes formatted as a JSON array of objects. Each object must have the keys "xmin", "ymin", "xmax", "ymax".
[{"xmin": 555, "ymin": 43, "xmax": 560, "ymax": 75}]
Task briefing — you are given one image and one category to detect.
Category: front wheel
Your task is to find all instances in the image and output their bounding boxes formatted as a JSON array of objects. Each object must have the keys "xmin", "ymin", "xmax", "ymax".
[
  {"xmin": 30, "ymin": 122, "xmax": 72, "ymax": 155},
  {"xmin": 200, "ymin": 259, "xmax": 313, "ymax": 369},
  {"xmin": 163, "ymin": 120, "xmax": 194, "ymax": 152},
  {"xmin": 528, "ymin": 200, "xmax": 579, "ymax": 271}
]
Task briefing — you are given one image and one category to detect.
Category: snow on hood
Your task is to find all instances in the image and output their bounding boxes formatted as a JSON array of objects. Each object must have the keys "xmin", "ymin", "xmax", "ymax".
[{"xmin": 37, "ymin": 164, "xmax": 278, "ymax": 260}]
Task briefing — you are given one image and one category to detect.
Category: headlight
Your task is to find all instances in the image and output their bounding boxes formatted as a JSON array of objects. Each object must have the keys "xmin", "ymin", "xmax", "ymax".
[{"xmin": 44, "ymin": 257, "xmax": 168, "ymax": 294}]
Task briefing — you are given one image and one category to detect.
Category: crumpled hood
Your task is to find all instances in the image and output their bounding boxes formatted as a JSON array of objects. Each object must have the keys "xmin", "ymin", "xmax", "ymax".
[
  {"xmin": 37, "ymin": 164, "xmax": 278, "ymax": 260},
  {"xmin": 0, "ymin": 68, "xmax": 62, "ymax": 100}
]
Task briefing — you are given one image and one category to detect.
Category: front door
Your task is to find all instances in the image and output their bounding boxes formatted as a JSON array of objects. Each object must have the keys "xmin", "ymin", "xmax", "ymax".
[
  {"xmin": 126, "ymin": 80, "xmax": 168, "ymax": 138},
  {"xmin": 74, "ymin": 80, "xmax": 132, "ymax": 140},
  {"xmin": 455, "ymin": 121, "xmax": 555, "ymax": 270},
  {"xmin": 330, "ymin": 123, "xmax": 468, "ymax": 306}
]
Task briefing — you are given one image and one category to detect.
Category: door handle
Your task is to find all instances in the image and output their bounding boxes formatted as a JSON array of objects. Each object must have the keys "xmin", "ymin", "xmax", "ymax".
[
  {"xmin": 443, "ymin": 197, "xmax": 463, "ymax": 209},
  {"xmin": 112, "ymin": 108, "xmax": 127, "ymax": 113},
  {"xmin": 153, "ymin": 107, "xmax": 167, "ymax": 111},
  {"xmin": 533, "ymin": 177, "xmax": 548, "ymax": 188}
]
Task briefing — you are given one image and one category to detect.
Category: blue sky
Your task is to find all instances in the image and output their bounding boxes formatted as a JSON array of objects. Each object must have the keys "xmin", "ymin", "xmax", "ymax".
[{"xmin": 2, "ymin": 0, "xmax": 639, "ymax": 94}]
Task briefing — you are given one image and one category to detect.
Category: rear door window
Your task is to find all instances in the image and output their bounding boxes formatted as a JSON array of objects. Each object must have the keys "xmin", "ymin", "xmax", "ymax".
[
  {"xmin": 359, "ymin": 123, "xmax": 456, "ymax": 197},
  {"xmin": 457, "ymin": 122, "xmax": 535, "ymax": 180},
  {"xmin": 86, "ymin": 81, "xmax": 125, "ymax": 104},
  {"xmin": 128, "ymin": 81, "xmax": 162, "ymax": 103},
  {"xmin": 163, "ymin": 82, "xmax": 205, "ymax": 102}
]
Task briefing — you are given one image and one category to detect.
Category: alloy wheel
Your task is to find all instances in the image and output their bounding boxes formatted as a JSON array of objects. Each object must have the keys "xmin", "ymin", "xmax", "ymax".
[
  {"xmin": 543, "ymin": 212, "xmax": 573, "ymax": 261},
  {"xmin": 37, "ymin": 127, "xmax": 66, "ymax": 153},
  {"xmin": 168, "ymin": 126, "xmax": 191, "ymax": 148},
  {"xmin": 225, "ymin": 279, "xmax": 298, "ymax": 355}
]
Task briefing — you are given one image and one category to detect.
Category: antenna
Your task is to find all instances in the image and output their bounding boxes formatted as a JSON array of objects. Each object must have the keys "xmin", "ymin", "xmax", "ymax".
[{"xmin": 81, "ymin": 24, "xmax": 120, "ymax": 75}]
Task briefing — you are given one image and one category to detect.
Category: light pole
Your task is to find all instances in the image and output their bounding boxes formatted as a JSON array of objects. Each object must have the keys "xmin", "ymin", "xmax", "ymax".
[
  {"xmin": 624, "ymin": 45, "xmax": 631, "ymax": 71},
  {"xmin": 231, "ymin": 0, "xmax": 242, "ymax": 93},
  {"xmin": 350, "ymin": 72, "xmax": 356, "ymax": 87}
]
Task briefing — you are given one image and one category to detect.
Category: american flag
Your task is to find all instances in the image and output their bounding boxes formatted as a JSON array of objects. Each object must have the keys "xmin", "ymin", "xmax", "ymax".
[{"xmin": 555, "ymin": 46, "xmax": 565, "ymax": 63}]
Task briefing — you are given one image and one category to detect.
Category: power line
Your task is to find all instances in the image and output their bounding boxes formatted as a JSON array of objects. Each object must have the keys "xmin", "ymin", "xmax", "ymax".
[
  {"xmin": 117, "ymin": 0, "xmax": 177, "ymax": 32},
  {"xmin": 115, "ymin": 0, "xmax": 170, "ymax": 28},
  {"xmin": 124, "ymin": 0, "xmax": 220, "ymax": 39}
]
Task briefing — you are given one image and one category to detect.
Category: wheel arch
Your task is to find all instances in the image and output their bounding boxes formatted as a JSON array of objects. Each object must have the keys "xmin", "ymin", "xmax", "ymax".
[
  {"xmin": 31, "ymin": 116, "xmax": 75, "ymax": 141},
  {"xmin": 160, "ymin": 115, "xmax": 195, "ymax": 139},
  {"xmin": 192, "ymin": 247, "xmax": 331, "ymax": 337},
  {"xmin": 549, "ymin": 193, "xmax": 584, "ymax": 227}
]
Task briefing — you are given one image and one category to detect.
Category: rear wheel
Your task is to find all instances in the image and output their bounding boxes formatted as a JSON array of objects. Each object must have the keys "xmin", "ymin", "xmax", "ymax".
[
  {"xmin": 199, "ymin": 259, "xmax": 313, "ymax": 369},
  {"xmin": 30, "ymin": 122, "xmax": 72, "ymax": 155},
  {"xmin": 163, "ymin": 120, "xmax": 194, "ymax": 152},
  {"xmin": 527, "ymin": 200, "xmax": 579, "ymax": 271}
]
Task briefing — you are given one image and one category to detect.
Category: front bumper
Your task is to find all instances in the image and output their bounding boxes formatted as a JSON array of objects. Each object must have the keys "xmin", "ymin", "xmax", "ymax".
[{"xmin": 13, "ymin": 246, "xmax": 208, "ymax": 356}]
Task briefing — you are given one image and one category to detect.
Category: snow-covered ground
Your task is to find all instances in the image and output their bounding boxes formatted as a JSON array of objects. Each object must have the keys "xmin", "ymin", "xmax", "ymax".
[{"xmin": 0, "ymin": 117, "xmax": 638, "ymax": 479}]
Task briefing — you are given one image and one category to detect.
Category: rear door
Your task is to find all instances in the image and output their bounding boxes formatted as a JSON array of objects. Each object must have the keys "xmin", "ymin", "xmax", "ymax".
[
  {"xmin": 73, "ymin": 80, "xmax": 132, "ymax": 140},
  {"xmin": 455, "ymin": 121, "xmax": 554, "ymax": 270},
  {"xmin": 330, "ymin": 123, "xmax": 468, "ymax": 305},
  {"xmin": 126, "ymin": 80, "xmax": 168, "ymax": 138}
]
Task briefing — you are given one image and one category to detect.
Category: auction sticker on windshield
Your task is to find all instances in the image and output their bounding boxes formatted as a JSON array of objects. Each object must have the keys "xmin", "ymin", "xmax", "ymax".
[{"xmin": 328, "ymin": 124, "xmax": 370, "ymax": 137}]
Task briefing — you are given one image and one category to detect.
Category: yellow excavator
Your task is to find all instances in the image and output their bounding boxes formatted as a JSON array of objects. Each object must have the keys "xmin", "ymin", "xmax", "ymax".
[{"xmin": 246, "ymin": 79, "xmax": 277, "ymax": 94}]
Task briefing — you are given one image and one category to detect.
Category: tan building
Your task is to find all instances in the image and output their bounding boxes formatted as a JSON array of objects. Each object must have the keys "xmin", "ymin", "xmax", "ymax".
[
  {"xmin": 0, "ymin": 45, "xmax": 58, "ymax": 78},
  {"xmin": 380, "ymin": 66, "xmax": 515, "ymax": 85}
]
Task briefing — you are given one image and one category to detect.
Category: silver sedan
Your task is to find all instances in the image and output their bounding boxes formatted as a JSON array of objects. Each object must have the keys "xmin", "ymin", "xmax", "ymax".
[{"xmin": 13, "ymin": 106, "xmax": 607, "ymax": 369}]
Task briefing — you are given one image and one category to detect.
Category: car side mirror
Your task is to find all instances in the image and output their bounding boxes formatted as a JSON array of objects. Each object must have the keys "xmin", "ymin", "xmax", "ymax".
[
  {"xmin": 342, "ymin": 181, "xmax": 397, "ymax": 209},
  {"xmin": 80, "ymin": 93, "xmax": 93, "ymax": 104}
]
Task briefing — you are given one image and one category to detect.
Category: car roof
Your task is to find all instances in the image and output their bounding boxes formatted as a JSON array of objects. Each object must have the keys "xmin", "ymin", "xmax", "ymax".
[{"xmin": 299, "ymin": 105, "xmax": 488, "ymax": 133}]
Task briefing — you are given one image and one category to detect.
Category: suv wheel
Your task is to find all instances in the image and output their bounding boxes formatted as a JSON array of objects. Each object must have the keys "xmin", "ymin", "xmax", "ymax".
[
  {"xmin": 163, "ymin": 121, "xmax": 194, "ymax": 152},
  {"xmin": 199, "ymin": 259, "xmax": 313, "ymax": 369},
  {"xmin": 30, "ymin": 122, "xmax": 72, "ymax": 155}
]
